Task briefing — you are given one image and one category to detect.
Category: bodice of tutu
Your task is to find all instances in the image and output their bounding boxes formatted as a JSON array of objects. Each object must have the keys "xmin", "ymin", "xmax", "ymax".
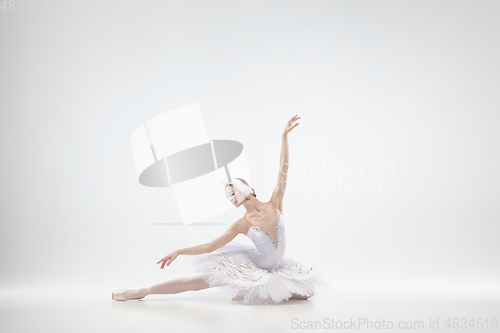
[
  {"xmin": 245, "ymin": 213, "xmax": 286, "ymax": 270},
  {"xmin": 192, "ymin": 211, "xmax": 328, "ymax": 304}
]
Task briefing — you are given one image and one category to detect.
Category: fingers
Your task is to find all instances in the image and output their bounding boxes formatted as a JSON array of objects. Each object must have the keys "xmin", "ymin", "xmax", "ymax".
[
  {"xmin": 289, "ymin": 115, "xmax": 301, "ymax": 125},
  {"xmin": 157, "ymin": 254, "xmax": 177, "ymax": 268},
  {"xmin": 157, "ymin": 259, "xmax": 174, "ymax": 268},
  {"xmin": 157, "ymin": 258, "xmax": 168, "ymax": 269}
]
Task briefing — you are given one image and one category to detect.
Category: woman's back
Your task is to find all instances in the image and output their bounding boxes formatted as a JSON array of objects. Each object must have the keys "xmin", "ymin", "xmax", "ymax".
[
  {"xmin": 245, "ymin": 209, "xmax": 286, "ymax": 270},
  {"xmin": 242, "ymin": 201, "xmax": 282, "ymax": 244}
]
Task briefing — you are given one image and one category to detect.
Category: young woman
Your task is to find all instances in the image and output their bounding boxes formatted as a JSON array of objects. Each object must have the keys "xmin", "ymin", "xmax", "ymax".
[{"xmin": 112, "ymin": 115, "xmax": 327, "ymax": 304}]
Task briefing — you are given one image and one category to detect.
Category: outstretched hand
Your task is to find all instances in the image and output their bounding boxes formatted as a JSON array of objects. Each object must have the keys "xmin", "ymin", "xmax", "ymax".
[
  {"xmin": 283, "ymin": 114, "xmax": 300, "ymax": 137},
  {"xmin": 157, "ymin": 251, "xmax": 179, "ymax": 269}
]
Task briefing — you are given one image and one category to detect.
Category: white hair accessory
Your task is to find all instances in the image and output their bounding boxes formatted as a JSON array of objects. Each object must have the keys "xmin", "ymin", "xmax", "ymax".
[
  {"xmin": 220, "ymin": 177, "xmax": 253, "ymax": 198},
  {"xmin": 232, "ymin": 178, "xmax": 253, "ymax": 198}
]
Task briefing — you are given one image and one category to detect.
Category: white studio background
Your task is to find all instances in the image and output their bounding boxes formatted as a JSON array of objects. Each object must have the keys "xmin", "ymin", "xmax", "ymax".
[{"xmin": 1, "ymin": 0, "xmax": 499, "ymax": 296}]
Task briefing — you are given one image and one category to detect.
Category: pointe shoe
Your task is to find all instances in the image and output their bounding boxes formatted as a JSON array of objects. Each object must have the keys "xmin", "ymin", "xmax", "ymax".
[{"xmin": 112, "ymin": 288, "xmax": 150, "ymax": 301}]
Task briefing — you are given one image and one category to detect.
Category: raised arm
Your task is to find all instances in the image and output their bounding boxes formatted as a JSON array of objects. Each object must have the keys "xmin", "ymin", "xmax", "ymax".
[
  {"xmin": 270, "ymin": 115, "xmax": 300, "ymax": 214},
  {"xmin": 157, "ymin": 218, "xmax": 248, "ymax": 268}
]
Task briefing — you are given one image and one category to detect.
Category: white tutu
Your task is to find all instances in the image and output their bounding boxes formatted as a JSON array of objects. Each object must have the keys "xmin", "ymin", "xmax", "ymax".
[{"xmin": 191, "ymin": 240, "xmax": 329, "ymax": 305}]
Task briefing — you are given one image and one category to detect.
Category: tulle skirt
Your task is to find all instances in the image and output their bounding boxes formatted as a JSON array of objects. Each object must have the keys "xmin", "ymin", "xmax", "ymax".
[{"xmin": 191, "ymin": 241, "xmax": 329, "ymax": 305}]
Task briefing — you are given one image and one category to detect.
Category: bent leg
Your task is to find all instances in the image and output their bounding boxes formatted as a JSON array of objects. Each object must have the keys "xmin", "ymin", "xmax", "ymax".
[
  {"xmin": 148, "ymin": 275, "xmax": 211, "ymax": 295},
  {"xmin": 290, "ymin": 292, "xmax": 314, "ymax": 300}
]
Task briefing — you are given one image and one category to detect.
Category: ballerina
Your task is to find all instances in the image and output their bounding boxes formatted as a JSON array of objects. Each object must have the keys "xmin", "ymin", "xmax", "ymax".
[{"xmin": 112, "ymin": 115, "xmax": 327, "ymax": 304}]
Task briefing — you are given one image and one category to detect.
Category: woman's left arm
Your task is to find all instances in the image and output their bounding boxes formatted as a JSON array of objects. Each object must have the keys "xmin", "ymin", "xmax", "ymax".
[{"xmin": 270, "ymin": 115, "xmax": 300, "ymax": 213}]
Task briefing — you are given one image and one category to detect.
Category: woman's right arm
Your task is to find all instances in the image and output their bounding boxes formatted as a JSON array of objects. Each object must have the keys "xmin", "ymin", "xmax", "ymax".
[
  {"xmin": 157, "ymin": 218, "xmax": 247, "ymax": 268},
  {"xmin": 205, "ymin": 218, "xmax": 247, "ymax": 252}
]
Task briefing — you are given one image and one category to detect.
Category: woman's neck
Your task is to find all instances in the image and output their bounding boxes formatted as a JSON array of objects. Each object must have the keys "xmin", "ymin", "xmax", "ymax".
[{"xmin": 242, "ymin": 196, "xmax": 266, "ymax": 215}]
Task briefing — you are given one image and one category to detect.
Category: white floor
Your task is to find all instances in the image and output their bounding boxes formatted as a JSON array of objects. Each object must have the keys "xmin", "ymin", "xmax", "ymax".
[{"xmin": 1, "ymin": 283, "xmax": 499, "ymax": 333}]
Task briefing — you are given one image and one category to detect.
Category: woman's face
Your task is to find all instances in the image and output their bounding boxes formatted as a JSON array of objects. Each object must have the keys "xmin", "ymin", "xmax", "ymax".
[{"xmin": 225, "ymin": 185, "xmax": 243, "ymax": 207}]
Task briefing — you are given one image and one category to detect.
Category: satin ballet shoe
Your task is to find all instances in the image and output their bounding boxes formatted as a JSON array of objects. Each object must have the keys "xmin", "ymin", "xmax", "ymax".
[{"xmin": 112, "ymin": 288, "xmax": 150, "ymax": 301}]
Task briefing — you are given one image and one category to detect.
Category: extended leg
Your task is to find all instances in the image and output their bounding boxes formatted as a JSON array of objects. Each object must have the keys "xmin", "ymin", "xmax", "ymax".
[
  {"xmin": 148, "ymin": 275, "xmax": 211, "ymax": 295},
  {"xmin": 112, "ymin": 275, "xmax": 211, "ymax": 301}
]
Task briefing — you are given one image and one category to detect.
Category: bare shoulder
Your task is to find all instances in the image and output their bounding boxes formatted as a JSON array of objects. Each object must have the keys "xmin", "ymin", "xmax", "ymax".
[{"xmin": 229, "ymin": 216, "xmax": 252, "ymax": 234}]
